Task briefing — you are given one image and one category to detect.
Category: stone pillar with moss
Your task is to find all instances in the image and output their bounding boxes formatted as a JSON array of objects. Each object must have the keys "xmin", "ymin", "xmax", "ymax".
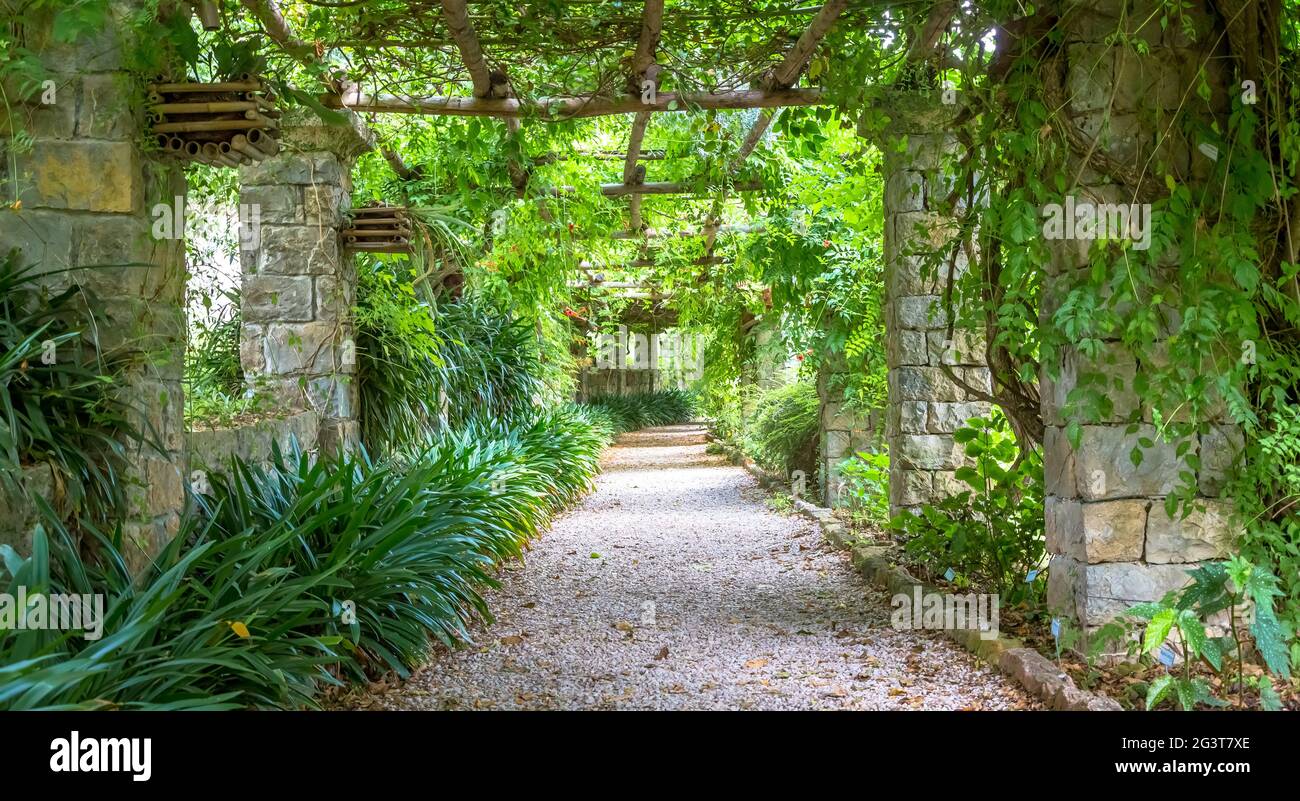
[
  {"xmin": 0, "ymin": 4, "xmax": 187, "ymax": 570},
  {"xmin": 1042, "ymin": 1, "xmax": 1239, "ymax": 634},
  {"xmin": 238, "ymin": 109, "xmax": 373, "ymax": 454},
  {"xmin": 873, "ymin": 97, "xmax": 991, "ymax": 517}
]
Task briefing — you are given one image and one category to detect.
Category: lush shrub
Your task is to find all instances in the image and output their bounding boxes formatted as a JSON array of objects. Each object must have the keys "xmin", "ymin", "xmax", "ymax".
[
  {"xmin": 0, "ymin": 252, "xmax": 156, "ymax": 527},
  {"xmin": 183, "ymin": 291, "xmax": 277, "ymax": 428},
  {"xmin": 834, "ymin": 449, "xmax": 890, "ymax": 526},
  {"xmin": 0, "ymin": 406, "xmax": 612, "ymax": 709},
  {"xmin": 745, "ymin": 381, "xmax": 819, "ymax": 479},
  {"xmin": 889, "ymin": 411, "xmax": 1045, "ymax": 603},
  {"xmin": 355, "ymin": 259, "xmax": 542, "ymax": 453},
  {"xmin": 584, "ymin": 389, "xmax": 696, "ymax": 433}
]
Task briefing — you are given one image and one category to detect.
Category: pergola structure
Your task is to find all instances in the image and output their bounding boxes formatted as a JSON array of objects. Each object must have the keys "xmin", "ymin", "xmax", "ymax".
[
  {"xmin": 4, "ymin": 0, "xmax": 1258, "ymax": 647},
  {"xmin": 238, "ymin": 0, "xmax": 853, "ymax": 274}
]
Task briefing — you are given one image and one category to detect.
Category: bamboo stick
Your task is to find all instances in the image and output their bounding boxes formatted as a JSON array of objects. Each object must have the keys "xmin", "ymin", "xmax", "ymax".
[
  {"xmin": 150, "ymin": 80, "xmax": 262, "ymax": 93},
  {"xmin": 153, "ymin": 118, "xmax": 267, "ymax": 133},
  {"xmin": 228, "ymin": 134, "xmax": 264, "ymax": 162},
  {"xmin": 246, "ymin": 128, "xmax": 280, "ymax": 157},
  {"xmin": 151, "ymin": 100, "xmax": 257, "ymax": 114},
  {"xmin": 344, "ymin": 229, "xmax": 410, "ymax": 239},
  {"xmin": 347, "ymin": 242, "xmax": 411, "ymax": 253},
  {"xmin": 350, "ymin": 218, "xmax": 410, "ymax": 227},
  {"xmin": 218, "ymin": 141, "xmax": 252, "ymax": 165}
]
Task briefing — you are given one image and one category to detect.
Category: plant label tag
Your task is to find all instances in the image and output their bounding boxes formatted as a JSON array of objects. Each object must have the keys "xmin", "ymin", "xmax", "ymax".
[
  {"xmin": 1050, "ymin": 617, "xmax": 1061, "ymax": 639},
  {"xmin": 1158, "ymin": 645, "xmax": 1177, "ymax": 667},
  {"xmin": 943, "ymin": 567, "xmax": 956, "ymax": 582}
]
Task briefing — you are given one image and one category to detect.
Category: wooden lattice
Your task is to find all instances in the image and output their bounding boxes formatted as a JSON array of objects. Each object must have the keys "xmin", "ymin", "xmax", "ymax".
[
  {"xmin": 342, "ymin": 205, "xmax": 413, "ymax": 254},
  {"xmin": 148, "ymin": 76, "xmax": 281, "ymax": 167}
]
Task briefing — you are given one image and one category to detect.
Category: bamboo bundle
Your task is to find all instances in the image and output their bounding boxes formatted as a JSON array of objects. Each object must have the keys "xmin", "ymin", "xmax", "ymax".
[
  {"xmin": 147, "ymin": 75, "xmax": 281, "ymax": 168},
  {"xmin": 342, "ymin": 205, "xmax": 414, "ymax": 254}
]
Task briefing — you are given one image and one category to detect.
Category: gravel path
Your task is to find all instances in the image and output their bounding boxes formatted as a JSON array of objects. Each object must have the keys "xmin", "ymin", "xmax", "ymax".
[{"xmin": 354, "ymin": 425, "xmax": 1040, "ymax": 710}]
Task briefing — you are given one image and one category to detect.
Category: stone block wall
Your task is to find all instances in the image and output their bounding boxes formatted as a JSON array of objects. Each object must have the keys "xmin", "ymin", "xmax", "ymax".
[
  {"xmin": 1, "ymin": 4, "xmax": 187, "ymax": 570},
  {"xmin": 238, "ymin": 110, "xmax": 373, "ymax": 453},
  {"xmin": 187, "ymin": 411, "xmax": 320, "ymax": 473},
  {"xmin": 877, "ymin": 99, "xmax": 991, "ymax": 515},
  {"xmin": 1043, "ymin": 0, "xmax": 1237, "ymax": 629},
  {"xmin": 577, "ymin": 368, "xmax": 658, "ymax": 399}
]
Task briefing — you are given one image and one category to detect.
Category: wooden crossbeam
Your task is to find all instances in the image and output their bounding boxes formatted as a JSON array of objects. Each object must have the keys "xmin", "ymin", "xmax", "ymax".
[
  {"xmin": 611, "ymin": 223, "xmax": 763, "ymax": 240},
  {"xmin": 597, "ymin": 179, "xmax": 762, "ymax": 197},
  {"xmin": 240, "ymin": 0, "xmax": 333, "ymax": 73},
  {"xmin": 698, "ymin": 0, "xmax": 847, "ymax": 264},
  {"xmin": 623, "ymin": 1, "xmax": 665, "ymax": 233},
  {"xmin": 767, "ymin": 0, "xmax": 849, "ymax": 88},
  {"xmin": 625, "ymin": 112, "xmax": 651, "ymax": 230},
  {"xmin": 439, "ymin": 0, "xmax": 499, "ymax": 98},
  {"xmin": 334, "ymin": 87, "xmax": 826, "ymax": 119}
]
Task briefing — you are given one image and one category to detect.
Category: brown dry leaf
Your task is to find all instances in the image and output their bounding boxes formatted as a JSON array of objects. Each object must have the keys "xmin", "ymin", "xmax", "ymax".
[
  {"xmin": 614, "ymin": 621, "xmax": 635, "ymax": 633},
  {"xmin": 744, "ymin": 658, "xmax": 769, "ymax": 670},
  {"xmin": 655, "ymin": 646, "xmax": 670, "ymax": 660},
  {"xmin": 499, "ymin": 635, "xmax": 523, "ymax": 645},
  {"xmin": 888, "ymin": 687, "xmax": 906, "ymax": 697}
]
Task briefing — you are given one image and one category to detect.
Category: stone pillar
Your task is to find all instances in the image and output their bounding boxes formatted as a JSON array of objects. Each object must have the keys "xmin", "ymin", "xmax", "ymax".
[
  {"xmin": 0, "ymin": 4, "xmax": 186, "ymax": 570},
  {"xmin": 1043, "ymin": 1, "xmax": 1235, "ymax": 631},
  {"xmin": 238, "ymin": 110, "xmax": 373, "ymax": 453},
  {"xmin": 878, "ymin": 98, "xmax": 990, "ymax": 515}
]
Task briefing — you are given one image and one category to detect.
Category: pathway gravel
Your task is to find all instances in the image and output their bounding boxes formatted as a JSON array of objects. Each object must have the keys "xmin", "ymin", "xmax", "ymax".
[{"xmin": 354, "ymin": 424, "xmax": 1039, "ymax": 710}]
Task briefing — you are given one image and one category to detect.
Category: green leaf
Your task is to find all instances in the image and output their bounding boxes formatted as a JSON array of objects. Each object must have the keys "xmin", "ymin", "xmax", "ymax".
[
  {"xmin": 1143, "ymin": 608, "xmax": 1176, "ymax": 654},
  {"xmin": 1257, "ymin": 676, "xmax": 1283, "ymax": 711},
  {"xmin": 1145, "ymin": 675, "xmax": 1174, "ymax": 710}
]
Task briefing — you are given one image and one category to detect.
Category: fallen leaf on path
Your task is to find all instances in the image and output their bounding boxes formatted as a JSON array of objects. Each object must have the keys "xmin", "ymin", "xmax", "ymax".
[
  {"xmin": 655, "ymin": 646, "xmax": 670, "ymax": 660},
  {"xmin": 744, "ymin": 658, "xmax": 769, "ymax": 670}
]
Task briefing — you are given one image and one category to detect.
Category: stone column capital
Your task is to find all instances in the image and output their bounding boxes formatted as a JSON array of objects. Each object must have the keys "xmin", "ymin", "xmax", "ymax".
[
  {"xmin": 859, "ymin": 90, "xmax": 961, "ymax": 144},
  {"xmin": 278, "ymin": 108, "xmax": 375, "ymax": 160}
]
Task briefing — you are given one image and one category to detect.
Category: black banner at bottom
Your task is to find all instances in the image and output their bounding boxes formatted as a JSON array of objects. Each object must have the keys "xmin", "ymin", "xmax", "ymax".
[{"xmin": 0, "ymin": 711, "xmax": 1286, "ymax": 788}]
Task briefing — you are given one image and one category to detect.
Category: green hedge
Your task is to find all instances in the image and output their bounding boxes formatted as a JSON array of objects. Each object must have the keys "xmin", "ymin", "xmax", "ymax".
[
  {"xmin": 583, "ymin": 389, "xmax": 696, "ymax": 433},
  {"xmin": 745, "ymin": 382, "xmax": 820, "ymax": 478}
]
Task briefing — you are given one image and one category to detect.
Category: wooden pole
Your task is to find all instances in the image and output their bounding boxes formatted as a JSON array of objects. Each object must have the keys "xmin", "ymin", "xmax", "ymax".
[
  {"xmin": 597, "ymin": 179, "xmax": 762, "ymax": 197},
  {"xmin": 335, "ymin": 87, "xmax": 826, "ymax": 119}
]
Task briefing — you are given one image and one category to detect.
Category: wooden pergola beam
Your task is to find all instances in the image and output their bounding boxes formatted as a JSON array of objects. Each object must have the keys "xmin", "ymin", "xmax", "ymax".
[
  {"xmin": 334, "ymin": 87, "xmax": 826, "ymax": 119},
  {"xmin": 240, "ymin": 0, "xmax": 331, "ymax": 73},
  {"xmin": 630, "ymin": 0, "xmax": 664, "ymax": 86},
  {"xmin": 596, "ymin": 179, "xmax": 762, "ymax": 197},
  {"xmin": 623, "ymin": 1, "xmax": 665, "ymax": 233},
  {"xmin": 439, "ymin": 0, "xmax": 499, "ymax": 98},
  {"xmin": 767, "ymin": 0, "xmax": 849, "ymax": 88},
  {"xmin": 610, "ymin": 223, "xmax": 763, "ymax": 240},
  {"xmin": 699, "ymin": 0, "xmax": 847, "ymax": 263},
  {"xmin": 625, "ymin": 111, "xmax": 651, "ymax": 230}
]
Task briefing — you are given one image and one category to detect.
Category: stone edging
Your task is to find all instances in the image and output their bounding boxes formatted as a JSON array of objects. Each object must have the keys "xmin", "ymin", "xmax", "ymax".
[{"xmin": 710, "ymin": 436, "xmax": 1123, "ymax": 711}]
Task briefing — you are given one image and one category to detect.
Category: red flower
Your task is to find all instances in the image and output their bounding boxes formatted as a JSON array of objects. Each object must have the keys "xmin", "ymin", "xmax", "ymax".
[
  {"xmin": 822, "ymin": 239, "xmax": 832, "ymax": 248},
  {"xmin": 796, "ymin": 354, "xmax": 805, "ymax": 361}
]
